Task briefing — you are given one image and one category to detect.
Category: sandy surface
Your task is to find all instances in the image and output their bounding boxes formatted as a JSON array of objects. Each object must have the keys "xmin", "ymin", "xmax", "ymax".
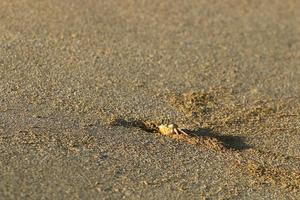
[{"xmin": 0, "ymin": 0, "xmax": 300, "ymax": 199}]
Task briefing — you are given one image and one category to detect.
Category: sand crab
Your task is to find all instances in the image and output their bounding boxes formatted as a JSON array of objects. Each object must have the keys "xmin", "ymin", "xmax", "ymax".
[{"xmin": 158, "ymin": 124, "xmax": 189, "ymax": 136}]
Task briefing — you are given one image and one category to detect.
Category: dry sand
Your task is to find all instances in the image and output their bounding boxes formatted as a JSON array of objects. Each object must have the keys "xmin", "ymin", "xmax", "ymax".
[{"xmin": 0, "ymin": 0, "xmax": 300, "ymax": 199}]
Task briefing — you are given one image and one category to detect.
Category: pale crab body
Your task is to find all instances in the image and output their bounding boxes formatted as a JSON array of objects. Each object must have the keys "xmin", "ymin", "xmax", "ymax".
[{"xmin": 158, "ymin": 124, "xmax": 188, "ymax": 136}]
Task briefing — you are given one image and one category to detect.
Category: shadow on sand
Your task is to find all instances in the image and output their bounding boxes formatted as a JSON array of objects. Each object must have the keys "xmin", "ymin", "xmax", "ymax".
[
  {"xmin": 111, "ymin": 118, "xmax": 251, "ymax": 151},
  {"xmin": 182, "ymin": 128, "xmax": 251, "ymax": 151}
]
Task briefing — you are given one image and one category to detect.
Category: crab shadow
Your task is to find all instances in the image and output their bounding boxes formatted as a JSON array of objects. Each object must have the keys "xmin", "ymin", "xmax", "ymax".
[
  {"xmin": 111, "ymin": 118, "xmax": 251, "ymax": 151},
  {"xmin": 183, "ymin": 128, "xmax": 251, "ymax": 151}
]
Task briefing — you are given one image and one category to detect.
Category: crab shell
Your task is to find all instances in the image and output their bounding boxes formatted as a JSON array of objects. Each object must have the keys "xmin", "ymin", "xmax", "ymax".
[{"xmin": 158, "ymin": 124, "xmax": 180, "ymax": 136}]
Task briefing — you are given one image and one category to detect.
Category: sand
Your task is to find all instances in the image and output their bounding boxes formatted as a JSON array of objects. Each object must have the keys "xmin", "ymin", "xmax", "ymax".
[{"xmin": 0, "ymin": 0, "xmax": 300, "ymax": 199}]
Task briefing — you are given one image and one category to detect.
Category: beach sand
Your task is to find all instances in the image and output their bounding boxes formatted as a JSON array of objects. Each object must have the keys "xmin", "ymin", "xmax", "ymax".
[{"xmin": 0, "ymin": 0, "xmax": 300, "ymax": 199}]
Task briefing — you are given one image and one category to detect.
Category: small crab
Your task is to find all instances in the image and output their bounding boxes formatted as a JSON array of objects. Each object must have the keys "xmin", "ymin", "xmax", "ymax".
[{"xmin": 158, "ymin": 124, "xmax": 189, "ymax": 136}]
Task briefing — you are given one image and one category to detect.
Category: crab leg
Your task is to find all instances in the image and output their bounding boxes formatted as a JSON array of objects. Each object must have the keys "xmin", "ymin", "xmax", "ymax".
[
  {"xmin": 173, "ymin": 128, "xmax": 180, "ymax": 135},
  {"xmin": 177, "ymin": 128, "xmax": 189, "ymax": 136}
]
